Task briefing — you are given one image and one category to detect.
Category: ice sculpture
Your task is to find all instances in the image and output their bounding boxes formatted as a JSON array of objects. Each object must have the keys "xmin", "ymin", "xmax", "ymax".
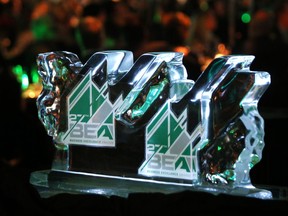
[{"xmin": 33, "ymin": 50, "xmax": 271, "ymax": 198}]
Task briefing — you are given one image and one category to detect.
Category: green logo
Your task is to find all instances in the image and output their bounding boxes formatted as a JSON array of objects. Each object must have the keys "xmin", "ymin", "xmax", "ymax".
[
  {"xmin": 62, "ymin": 71, "xmax": 122, "ymax": 147},
  {"xmin": 139, "ymin": 102, "xmax": 201, "ymax": 180}
]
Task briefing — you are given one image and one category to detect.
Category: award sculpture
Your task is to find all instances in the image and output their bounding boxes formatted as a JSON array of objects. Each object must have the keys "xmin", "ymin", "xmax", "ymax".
[{"xmin": 30, "ymin": 50, "xmax": 272, "ymax": 199}]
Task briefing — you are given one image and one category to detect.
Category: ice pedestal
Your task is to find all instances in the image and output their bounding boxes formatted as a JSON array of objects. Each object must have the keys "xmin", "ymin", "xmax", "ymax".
[{"xmin": 30, "ymin": 170, "xmax": 280, "ymax": 200}]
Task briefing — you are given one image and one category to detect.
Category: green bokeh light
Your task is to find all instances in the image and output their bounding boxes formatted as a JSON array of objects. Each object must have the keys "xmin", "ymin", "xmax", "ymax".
[
  {"xmin": 12, "ymin": 64, "xmax": 23, "ymax": 84},
  {"xmin": 241, "ymin": 12, "xmax": 251, "ymax": 23},
  {"xmin": 31, "ymin": 67, "xmax": 40, "ymax": 83},
  {"xmin": 21, "ymin": 73, "xmax": 29, "ymax": 90},
  {"xmin": 12, "ymin": 64, "xmax": 31, "ymax": 90}
]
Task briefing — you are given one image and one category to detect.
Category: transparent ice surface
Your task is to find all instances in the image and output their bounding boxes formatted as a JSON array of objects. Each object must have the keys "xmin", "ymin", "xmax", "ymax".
[{"xmin": 35, "ymin": 51, "xmax": 271, "ymax": 196}]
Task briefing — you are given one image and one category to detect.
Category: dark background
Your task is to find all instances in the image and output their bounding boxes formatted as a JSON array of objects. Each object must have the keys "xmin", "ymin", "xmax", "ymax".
[{"xmin": 0, "ymin": 0, "xmax": 287, "ymax": 215}]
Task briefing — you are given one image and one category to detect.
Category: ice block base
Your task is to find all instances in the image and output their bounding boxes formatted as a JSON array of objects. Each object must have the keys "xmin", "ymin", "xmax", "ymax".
[{"xmin": 29, "ymin": 170, "xmax": 287, "ymax": 200}]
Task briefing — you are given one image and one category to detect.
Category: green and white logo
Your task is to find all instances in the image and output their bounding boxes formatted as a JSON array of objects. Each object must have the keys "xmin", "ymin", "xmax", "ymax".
[
  {"xmin": 62, "ymin": 71, "xmax": 122, "ymax": 147},
  {"xmin": 139, "ymin": 102, "xmax": 201, "ymax": 180}
]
